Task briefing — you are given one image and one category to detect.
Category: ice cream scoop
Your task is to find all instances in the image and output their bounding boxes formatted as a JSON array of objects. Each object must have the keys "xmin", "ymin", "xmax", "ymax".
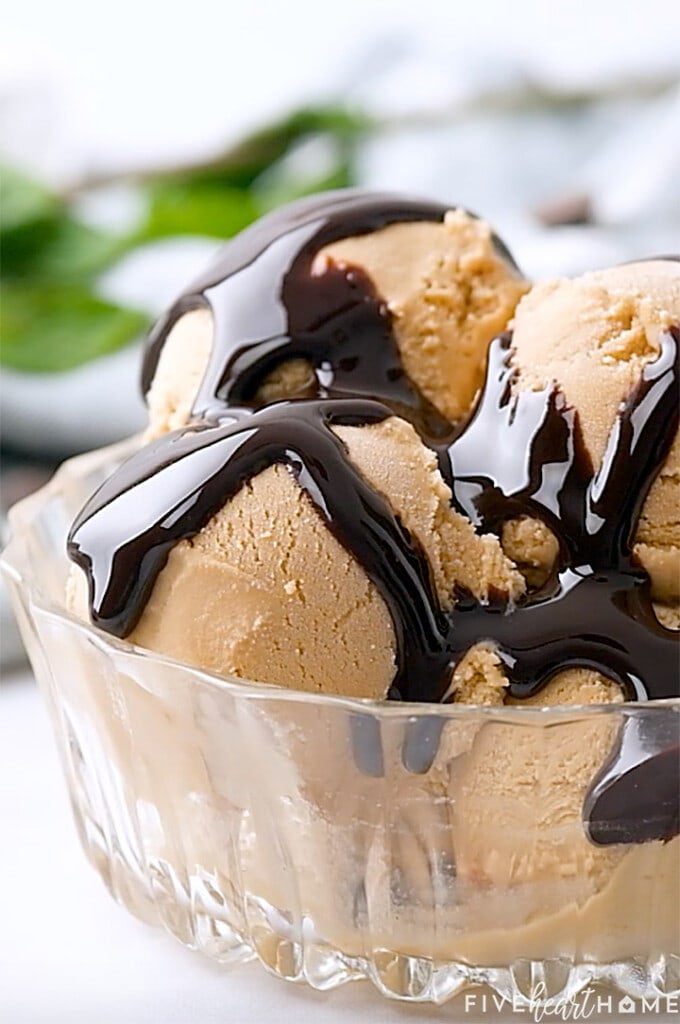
[
  {"xmin": 67, "ymin": 412, "xmax": 522, "ymax": 698},
  {"xmin": 142, "ymin": 195, "xmax": 528, "ymax": 437},
  {"xmin": 508, "ymin": 259, "xmax": 680, "ymax": 605}
]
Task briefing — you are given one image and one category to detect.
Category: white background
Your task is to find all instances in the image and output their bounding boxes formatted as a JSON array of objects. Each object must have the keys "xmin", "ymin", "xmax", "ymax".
[{"xmin": 3, "ymin": 0, "xmax": 680, "ymax": 182}]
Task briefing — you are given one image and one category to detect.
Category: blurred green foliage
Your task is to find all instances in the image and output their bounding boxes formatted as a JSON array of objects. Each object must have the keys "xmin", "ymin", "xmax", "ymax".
[
  {"xmin": 0, "ymin": 106, "xmax": 368, "ymax": 373},
  {"xmin": 1, "ymin": 283, "xmax": 149, "ymax": 373}
]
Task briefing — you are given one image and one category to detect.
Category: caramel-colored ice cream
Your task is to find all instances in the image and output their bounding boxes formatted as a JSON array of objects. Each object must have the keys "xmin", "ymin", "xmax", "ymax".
[
  {"xmin": 145, "ymin": 209, "xmax": 528, "ymax": 438},
  {"xmin": 509, "ymin": 260, "xmax": 680, "ymax": 605},
  {"xmin": 68, "ymin": 194, "xmax": 677, "ymax": 724},
  {"xmin": 74, "ymin": 199, "xmax": 530, "ymax": 699},
  {"xmin": 69, "ymin": 414, "xmax": 523, "ymax": 698},
  {"xmin": 313, "ymin": 210, "xmax": 529, "ymax": 422},
  {"xmin": 453, "ymin": 262, "xmax": 679, "ymax": 707},
  {"xmin": 61, "ymin": 192, "xmax": 678, "ymax": 988}
]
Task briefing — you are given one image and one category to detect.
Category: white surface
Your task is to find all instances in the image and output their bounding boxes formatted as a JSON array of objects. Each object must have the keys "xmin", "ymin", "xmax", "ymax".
[{"xmin": 1, "ymin": 674, "xmax": 676, "ymax": 1023}]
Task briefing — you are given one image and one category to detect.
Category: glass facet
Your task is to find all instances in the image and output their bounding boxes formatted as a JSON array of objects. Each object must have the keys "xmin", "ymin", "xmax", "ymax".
[{"xmin": 2, "ymin": 441, "xmax": 678, "ymax": 1005}]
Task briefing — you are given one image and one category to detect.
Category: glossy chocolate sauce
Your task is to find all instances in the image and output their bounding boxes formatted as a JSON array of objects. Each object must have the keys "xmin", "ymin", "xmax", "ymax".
[
  {"xmin": 69, "ymin": 399, "xmax": 449, "ymax": 701},
  {"xmin": 441, "ymin": 329, "xmax": 679, "ymax": 703},
  {"xmin": 141, "ymin": 192, "xmax": 452, "ymax": 427},
  {"xmin": 68, "ymin": 192, "xmax": 680, "ymax": 844}
]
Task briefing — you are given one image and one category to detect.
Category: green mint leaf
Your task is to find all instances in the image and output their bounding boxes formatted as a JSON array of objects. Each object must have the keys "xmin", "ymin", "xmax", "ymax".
[
  {"xmin": 0, "ymin": 164, "xmax": 59, "ymax": 233},
  {"xmin": 141, "ymin": 184, "xmax": 259, "ymax": 241},
  {"xmin": 3, "ymin": 215, "xmax": 128, "ymax": 282},
  {"xmin": 0, "ymin": 106, "xmax": 367, "ymax": 376},
  {"xmin": 2, "ymin": 164, "xmax": 132, "ymax": 283},
  {"xmin": 0, "ymin": 282, "xmax": 148, "ymax": 373}
]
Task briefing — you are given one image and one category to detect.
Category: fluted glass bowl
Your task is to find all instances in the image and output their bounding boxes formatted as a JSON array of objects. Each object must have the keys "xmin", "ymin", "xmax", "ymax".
[{"xmin": 2, "ymin": 440, "xmax": 679, "ymax": 1007}]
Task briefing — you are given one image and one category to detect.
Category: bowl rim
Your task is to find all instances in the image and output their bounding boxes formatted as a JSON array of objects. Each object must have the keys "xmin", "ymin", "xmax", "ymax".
[{"xmin": 3, "ymin": 438, "xmax": 679, "ymax": 719}]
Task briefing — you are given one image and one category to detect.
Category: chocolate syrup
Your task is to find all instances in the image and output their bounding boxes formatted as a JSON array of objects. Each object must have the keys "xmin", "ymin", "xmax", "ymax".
[
  {"xmin": 439, "ymin": 329, "xmax": 680, "ymax": 703},
  {"xmin": 69, "ymin": 399, "xmax": 451, "ymax": 701},
  {"xmin": 141, "ymin": 191, "xmax": 453, "ymax": 422},
  {"xmin": 68, "ymin": 192, "xmax": 680, "ymax": 845}
]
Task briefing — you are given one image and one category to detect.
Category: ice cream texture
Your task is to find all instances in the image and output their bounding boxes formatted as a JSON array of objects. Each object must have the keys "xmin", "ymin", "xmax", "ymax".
[
  {"xmin": 510, "ymin": 260, "xmax": 680, "ymax": 605},
  {"xmin": 66, "ymin": 191, "xmax": 679, "ymax": 850},
  {"xmin": 114, "ymin": 420, "xmax": 522, "ymax": 699},
  {"xmin": 145, "ymin": 207, "xmax": 527, "ymax": 437}
]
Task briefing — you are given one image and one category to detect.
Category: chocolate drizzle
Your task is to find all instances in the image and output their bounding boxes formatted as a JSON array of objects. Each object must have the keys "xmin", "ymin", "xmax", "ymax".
[
  {"xmin": 70, "ymin": 399, "xmax": 449, "ymax": 701},
  {"xmin": 68, "ymin": 191, "xmax": 680, "ymax": 846},
  {"xmin": 141, "ymin": 191, "xmax": 456, "ymax": 439},
  {"xmin": 439, "ymin": 329, "xmax": 680, "ymax": 703}
]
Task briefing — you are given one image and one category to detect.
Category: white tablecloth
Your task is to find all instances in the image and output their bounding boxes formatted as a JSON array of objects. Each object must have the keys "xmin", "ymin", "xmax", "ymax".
[{"xmin": 0, "ymin": 675, "xmax": 675, "ymax": 1023}]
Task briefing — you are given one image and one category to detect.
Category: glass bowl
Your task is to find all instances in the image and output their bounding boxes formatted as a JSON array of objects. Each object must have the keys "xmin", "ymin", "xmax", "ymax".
[{"xmin": 2, "ymin": 440, "xmax": 678, "ymax": 1007}]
